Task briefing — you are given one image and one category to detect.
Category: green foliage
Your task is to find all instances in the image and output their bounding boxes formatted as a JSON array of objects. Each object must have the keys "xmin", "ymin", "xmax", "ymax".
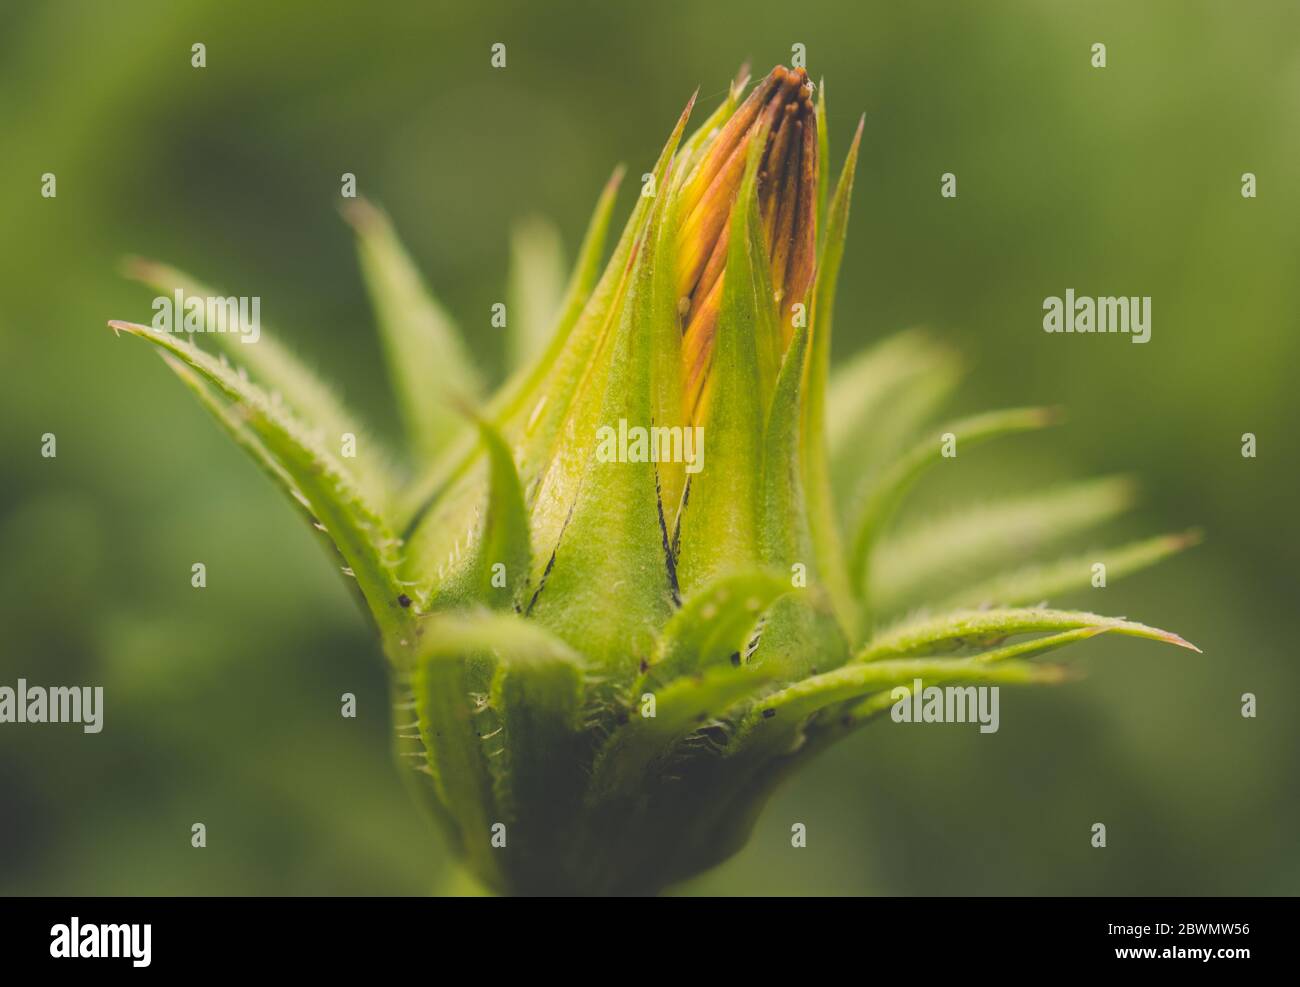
[
  {"xmin": 870, "ymin": 475, "xmax": 1137, "ymax": 612},
  {"xmin": 849, "ymin": 406, "xmax": 1061, "ymax": 610},
  {"xmin": 345, "ymin": 199, "xmax": 483, "ymax": 461},
  {"xmin": 855, "ymin": 607, "xmax": 1201, "ymax": 663},
  {"xmin": 506, "ymin": 217, "xmax": 567, "ymax": 372},
  {"xmin": 108, "ymin": 319, "xmax": 412, "ymax": 657}
]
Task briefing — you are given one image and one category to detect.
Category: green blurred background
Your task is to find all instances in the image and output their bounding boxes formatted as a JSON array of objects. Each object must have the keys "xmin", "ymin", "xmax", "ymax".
[{"xmin": 2, "ymin": 0, "xmax": 1296, "ymax": 895}]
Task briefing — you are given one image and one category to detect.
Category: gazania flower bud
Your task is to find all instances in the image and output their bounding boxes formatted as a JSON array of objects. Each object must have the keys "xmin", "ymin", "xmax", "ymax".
[{"xmin": 110, "ymin": 59, "xmax": 1198, "ymax": 897}]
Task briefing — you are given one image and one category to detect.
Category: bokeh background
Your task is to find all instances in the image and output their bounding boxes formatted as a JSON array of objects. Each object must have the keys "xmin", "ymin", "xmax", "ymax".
[{"xmin": 2, "ymin": 0, "xmax": 1296, "ymax": 895}]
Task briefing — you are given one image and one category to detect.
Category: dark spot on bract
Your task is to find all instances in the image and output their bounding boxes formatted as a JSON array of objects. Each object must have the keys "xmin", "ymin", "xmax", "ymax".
[
  {"xmin": 398, "ymin": 594, "xmax": 412, "ymax": 608},
  {"xmin": 761, "ymin": 708, "xmax": 776, "ymax": 719},
  {"xmin": 639, "ymin": 658, "xmax": 648, "ymax": 673},
  {"xmin": 729, "ymin": 651, "xmax": 741, "ymax": 667}
]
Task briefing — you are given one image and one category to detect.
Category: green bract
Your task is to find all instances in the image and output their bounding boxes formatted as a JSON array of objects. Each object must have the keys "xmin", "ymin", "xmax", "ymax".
[{"xmin": 110, "ymin": 65, "xmax": 1199, "ymax": 895}]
